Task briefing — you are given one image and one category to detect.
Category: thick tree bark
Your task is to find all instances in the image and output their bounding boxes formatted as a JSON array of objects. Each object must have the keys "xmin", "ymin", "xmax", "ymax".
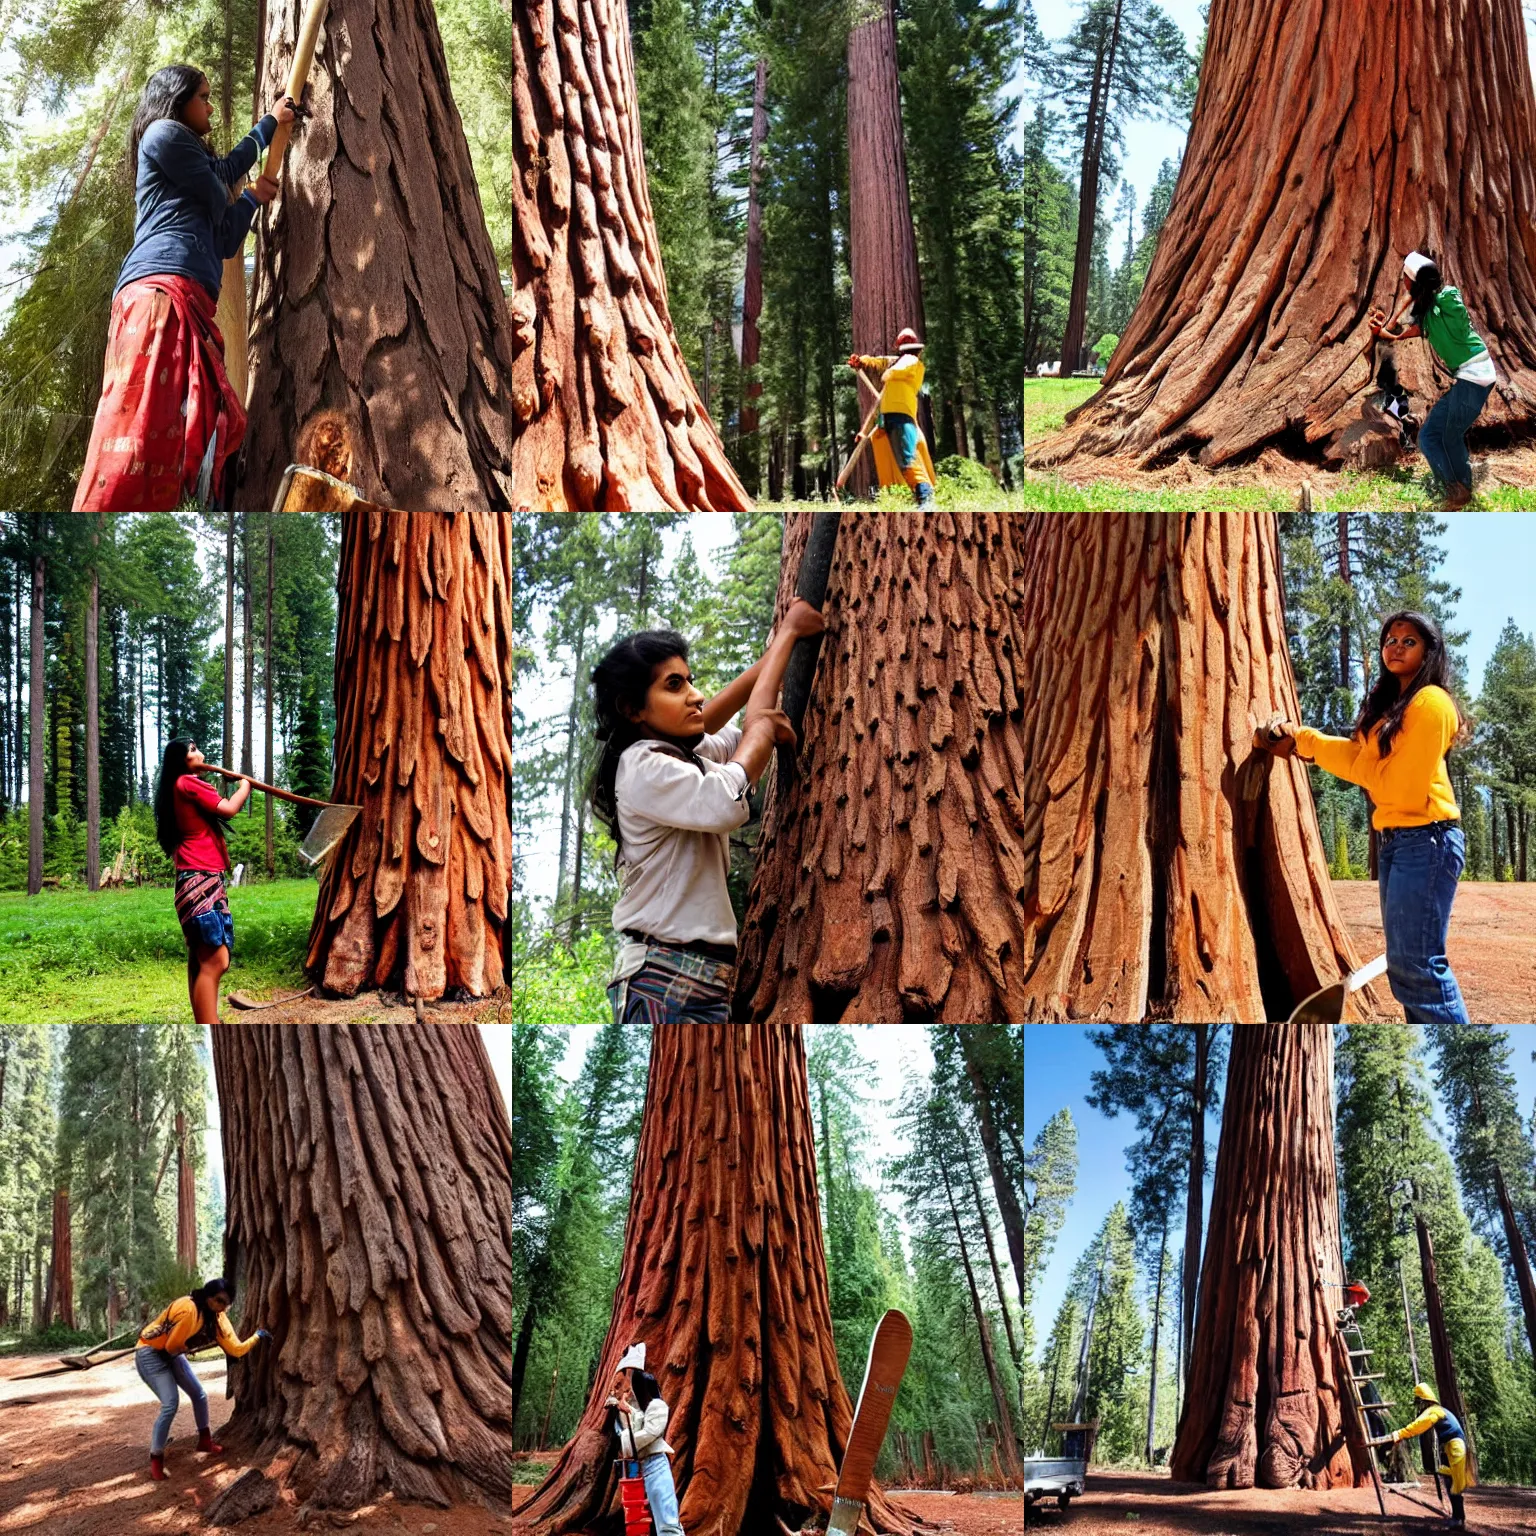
[
  {"xmin": 957, "ymin": 1027, "xmax": 1024, "ymax": 1304},
  {"xmin": 27, "ymin": 547, "xmax": 43, "ymax": 898},
  {"xmin": 241, "ymin": 0, "xmax": 515, "ymax": 511},
  {"xmin": 1414, "ymin": 1211, "xmax": 1478, "ymax": 1482},
  {"xmin": 1181, "ymin": 1025, "xmax": 1208, "ymax": 1366},
  {"xmin": 1492, "ymin": 1161, "xmax": 1536, "ymax": 1368},
  {"xmin": 739, "ymin": 57, "xmax": 768, "ymax": 482},
  {"xmin": 48, "ymin": 1187, "xmax": 74, "ymax": 1330},
  {"xmin": 305, "ymin": 511, "xmax": 510, "ymax": 1000},
  {"xmin": 1039, "ymin": 0, "xmax": 1536, "ymax": 469},
  {"xmin": 209, "ymin": 1023, "xmax": 512, "ymax": 1510},
  {"xmin": 507, "ymin": 0, "xmax": 749, "ymax": 510},
  {"xmin": 512, "ymin": 1025, "xmax": 924, "ymax": 1536},
  {"xmin": 175, "ymin": 1110, "xmax": 197, "ymax": 1272},
  {"xmin": 86, "ymin": 535, "xmax": 100, "ymax": 891},
  {"xmin": 846, "ymin": 0, "xmax": 925, "ymax": 496},
  {"xmin": 1171, "ymin": 1024, "xmax": 1361, "ymax": 1490}
]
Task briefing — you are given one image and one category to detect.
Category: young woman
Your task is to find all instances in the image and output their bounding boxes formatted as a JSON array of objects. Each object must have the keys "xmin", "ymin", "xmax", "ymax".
[
  {"xmin": 588, "ymin": 596, "xmax": 826, "ymax": 1024},
  {"xmin": 136, "ymin": 1275, "xmax": 270, "ymax": 1481},
  {"xmin": 606, "ymin": 1344, "xmax": 683, "ymax": 1536},
  {"xmin": 154, "ymin": 739, "xmax": 251, "ymax": 1024},
  {"xmin": 1261, "ymin": 611, "xmax": 1470, "ymax": 1024},
  {"xmin": 1370, "ymin": 251, "xmax": 1496, "ymax": 510},
  {"xmin": 72, "ymin": 66, "xmax": 299, "ymax": 511}
]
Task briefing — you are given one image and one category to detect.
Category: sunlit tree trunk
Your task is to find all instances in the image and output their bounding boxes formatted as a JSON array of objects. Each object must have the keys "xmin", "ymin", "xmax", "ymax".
[
  {"xmin": 175, "ymin": 1110, "xmax": 197, "ymax": 1272},
  {"xmin": 48, "ymin": 1188, "xmax": 74, "ymax": 1330}
]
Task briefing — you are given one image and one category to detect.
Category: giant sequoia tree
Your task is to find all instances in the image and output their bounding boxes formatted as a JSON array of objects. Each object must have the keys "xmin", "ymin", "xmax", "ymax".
[
  {"xmin": 512, "ymin": 1024, "xmax": 923, "ymax": 1536},
  {"xmin": 240, "ymin": 0, "xmax": 516, "ymax": 510},
  {"xmin": 507, "ymin": 0, "xmax": 750, "ymax": 510},
  {"xmin": 306, "ymin": 511, "xmax": 510, "ymax": 1000},
  {"xmin": 1171, "ymin": 1024, "xmax": 1364, "ymax": 1490},
  {"xmin": 209, "ymin": 1023, "xmax": 512, "ymax": 1511},
  {"xmin": 1037, "ymin": 0, "xmax": 1536, "ymax": 468},
  {"xmin": 735, "ymin": 512, "xmax": 1367, "ymax": 1023}
]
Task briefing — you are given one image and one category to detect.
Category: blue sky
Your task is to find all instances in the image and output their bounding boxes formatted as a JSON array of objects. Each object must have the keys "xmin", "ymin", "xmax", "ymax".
[
  {"xmin": 1437, "ymin": 514, "xmax": 1536, "ymax": 691},
  {"xmin": 1024, "ymin": 1025, "xmax": 1536, "ymax": 1364}
]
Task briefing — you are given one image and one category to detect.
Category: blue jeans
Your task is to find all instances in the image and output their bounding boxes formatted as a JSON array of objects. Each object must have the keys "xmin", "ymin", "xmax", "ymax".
[
  {"xmin": 1418, "ymin": 380, "xmax": 1491, "ymax": 488},
  {"xmin": 136, "ymin": 1346, "xmax": 209, "ymax": 1453},
  {"xmin": 1378, "ymin": 821, "xmax": 1469, "ymax": 1024},
  {"xmin": 879, "ymin": 413, "xmax": 934, "ymax": 504},
  {"xmin": 640, "ymin": 1452, "xmax": 683, "ymax": 1535}
]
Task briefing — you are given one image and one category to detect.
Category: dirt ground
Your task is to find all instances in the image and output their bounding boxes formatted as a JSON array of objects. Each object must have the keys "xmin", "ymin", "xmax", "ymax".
[
  {"xmin": 1333, "ymin": 879, "xmax": 1536, "ymax": 1023},
  {"xmin": 1025, "ymin": 1466, "xmax": 1536, "ymax": 1533},
  {"xmin": 0, "ymin": 1353, "xmax": 513, "ymax": 1535},
  {"xmin": 511, "ymin": 1483, "xmax": 1022, "ymax": 1534},
  {"xmin": 226, "ymin": 989, "xmax": 509, "ymax": 1024}
]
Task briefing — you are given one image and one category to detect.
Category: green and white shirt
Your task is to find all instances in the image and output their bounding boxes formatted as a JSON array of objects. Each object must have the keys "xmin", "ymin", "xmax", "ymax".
[{"xmin": 1421, "ymin": 287, "xmax": 1496, "ymax": 384}]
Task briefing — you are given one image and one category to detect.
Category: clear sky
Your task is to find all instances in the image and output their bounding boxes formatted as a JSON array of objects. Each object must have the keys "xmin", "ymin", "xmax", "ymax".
[
  {"xmin": 1437, "ymin": 514, "xmax": 1536, "ymax": 692},
  {"xmin": 1024, "ymin": 1025, "xmax": 1536, "ymax": 1366}
]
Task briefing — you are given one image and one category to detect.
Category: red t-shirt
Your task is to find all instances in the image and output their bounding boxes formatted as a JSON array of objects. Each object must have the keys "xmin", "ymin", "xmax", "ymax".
[{"xmin": 174, "ymin": 774, "xmax": 229, "ymax": 871}]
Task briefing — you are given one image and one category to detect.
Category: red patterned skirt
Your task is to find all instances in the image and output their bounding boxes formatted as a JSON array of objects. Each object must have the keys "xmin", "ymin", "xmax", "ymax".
[{"xmin": 73, "ymin": 275, "xmax": 246, "ymax": 511}]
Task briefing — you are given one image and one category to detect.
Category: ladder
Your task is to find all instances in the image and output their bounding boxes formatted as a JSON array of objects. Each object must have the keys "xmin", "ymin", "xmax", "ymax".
[{"xmin": 1337, "ymin": 1309, "xmax": 1390, "ymax": 1517}]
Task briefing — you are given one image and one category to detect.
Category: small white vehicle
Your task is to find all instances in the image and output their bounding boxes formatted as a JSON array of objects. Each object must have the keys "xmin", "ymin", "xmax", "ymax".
[{"xmin": 1024, "ymin": 1455, "xmax": 1086, "ymax": 1513}]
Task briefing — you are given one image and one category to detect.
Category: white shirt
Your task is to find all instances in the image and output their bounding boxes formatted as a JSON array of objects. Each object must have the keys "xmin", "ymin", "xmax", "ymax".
[
  {"xmin": 611, "ymin": 723, "xmax": 751, "ymax": 947},
  {"xmin": 616, "ymin": 1396, "xmax": 676, "ymax": 1459},
  {"xmin": 1455, "ymin": 348, "xmax": 1496, "ymax": 385}
]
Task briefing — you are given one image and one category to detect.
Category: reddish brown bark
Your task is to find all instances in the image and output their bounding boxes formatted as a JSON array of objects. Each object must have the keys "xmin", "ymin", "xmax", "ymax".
[
  {"xmin": 1414, "ymin": 1211, "xmax": 1478, "ymax": 1482},
  {"xmin": 1037, "ymin": 0, "xmax": 1536, "ymax": 469},
  {"xmin": 507, "ymin": 0, "xmax": 749, "ymax": 510},
  {"xmin": 306, "ymin": 511, "xmax": 511, "ymax": 1000},
  {"xmin": 209, "ymin": 1023, "xmax": 512, "ymax": 1510},
  {"xmin": 511, "ymin": 1025, "xmax": 923, "ymax": 1536},
  {"xmin": 175, "ymin": 1110, "xmax": 197, "ymax": 1273},
  {"xmin": 48, "ymin": 1188, "xmax": 74, "ymax": 1331},
  {"xmin": 1171, "ymin": 1024, "xmax": 1362, "ymax": 1490},
  {"xmin": 738, "ymin": 57, "xmax": 768, "ymax": 475},
  {"xmin": 240, "ymin": 0, "xmax": 515, "ymax": 510},
  {"xmin": 1492, "ymin": 1161, "xmax": 1536, "ymax": 1369}
]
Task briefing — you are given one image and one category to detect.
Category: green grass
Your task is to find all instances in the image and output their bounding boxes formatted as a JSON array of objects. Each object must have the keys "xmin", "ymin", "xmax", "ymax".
[
  {"xmin": 1025, "ymin": 377, "xmax": 1099, "ymax": 439},
  {"xmin": 0, "ymin": 880, "xmax": 316, "ymax": 1022}
]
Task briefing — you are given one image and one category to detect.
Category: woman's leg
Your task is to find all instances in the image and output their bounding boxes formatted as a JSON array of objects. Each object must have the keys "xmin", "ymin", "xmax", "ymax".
[
  {"xmin": 168, "ymin": 1352, "xmax": 211, "ymax": 1439},
  {"xmin": 136, "ymin": 1346, "xmax": 180, "ymax": 1455},
  {"xmin": 190, "ymin": 940, "xmax": 230, "ymax": 1024},
  {"xmin": 1437, "ymin": 382, "xmax": 1491, "ymax": 487},
  {"xmin": 640, "ymin": 1453, "xmax": 685, "ymax": 1536},
  {"xmin": 1417, "ymin": 392, "xmax": 1454, "ymax": 485},
  {"xmin": 1380, "ymin": 825, "xmax": 1469, "ymax": 1024}
]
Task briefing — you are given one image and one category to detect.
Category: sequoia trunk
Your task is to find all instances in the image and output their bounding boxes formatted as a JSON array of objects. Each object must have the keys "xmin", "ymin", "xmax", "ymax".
[
  {"xmin": 511, "ymin": 1025, "xmax": 921, "ymax": 1536},
  {"xmin": 1170, "ymin": 1025, "xmax": 1360, "ymax": 1490},
  {"xmin": 175, "ymin": 1110, "xmax": 197, "ymax": 1272},
  {"xmin": 306, "ymin": 511, "xmax": 511, "ymax": 1000},
  {"xmin": 507, "ymin": 0, "xmax": 749, "ymax": 510},
  {"xmin": 49, "ymin": 1187, "xmax": 74, "ymax": 1331},
  {"xmin": 209, "ymin": 1023, "xmax": 512, "ymax": 1510},
  {"xmin": 1038, "ymin": 0, "xmax": 1536, "ymax": 468},
  {"xmin": 240, "ymin": 0, "xmax": 516, "ymax": 510},
  {"xmin": 1492, "ymin": 1161, "xmax": 1536, "ymax": 1369},
  {"xmin": 1181, "ymin": 1026, "xmax": 1209, "ymax": 1362}
]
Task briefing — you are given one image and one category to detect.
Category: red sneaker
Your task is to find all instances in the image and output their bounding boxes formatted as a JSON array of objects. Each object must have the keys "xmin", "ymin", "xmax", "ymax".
[
  {"xmin": 197, "ymin": 1433, "xmax": 224, "ymax": 1455},
  {"xmin": 149, "ymin": 1454, "xmax": 167, "ymax": 1481}
]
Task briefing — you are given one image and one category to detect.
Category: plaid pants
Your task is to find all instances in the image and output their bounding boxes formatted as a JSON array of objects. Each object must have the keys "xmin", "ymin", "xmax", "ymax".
[{"xmin": 607, "ymin": 940, "xmax": 734, "ymax": 1023}]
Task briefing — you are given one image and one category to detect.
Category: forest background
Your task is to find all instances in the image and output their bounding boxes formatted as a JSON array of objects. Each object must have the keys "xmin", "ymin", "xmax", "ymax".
[
  {"xmin": 1021, "ymin": 1024, "xmax": 1536, "ymax": 1483},
  {"xmin": 512, "ymin": 512, "xmax": 1536, "ymax": 1025},
  {"xmin": 511, "ymin": 1021, "xmax": 1024, "ymax": 1486},
  {"xmin": 0, "ymin": 1023, "xmax": 511, "ymax": 1351}
]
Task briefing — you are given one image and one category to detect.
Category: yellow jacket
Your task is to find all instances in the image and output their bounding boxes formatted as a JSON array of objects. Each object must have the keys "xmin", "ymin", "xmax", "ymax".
[
  {"xmin": 139, "ymin": 1295, "xmax": 259, "ymax": 1357},
  {"xmin": 854, "ymin": 353, "xmax": 924, "ymax": 418},
  {"xmin": 1294, "ymin": 685, "xmax": 1460, "ymax": 830}
]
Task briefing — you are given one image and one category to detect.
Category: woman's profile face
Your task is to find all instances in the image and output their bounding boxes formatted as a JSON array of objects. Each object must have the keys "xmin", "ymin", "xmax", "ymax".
[
  {"xmin": 628, "ymin": 657, "xmax": 706, "ymax": 740},
  {"xmin": 209, "ymin": 1292, "xmax": 230, "ymax": 1313},
  {"xmin": 1381, "ymin": 620, "xmax": 1428, "ymax": 683},
  {"xmin": 180, "ymin": 77, "xmax": 215, "ymax": 138},
  {"xmin": 185, "ymin": 744, "xmax": 206, "ymax": 769}
]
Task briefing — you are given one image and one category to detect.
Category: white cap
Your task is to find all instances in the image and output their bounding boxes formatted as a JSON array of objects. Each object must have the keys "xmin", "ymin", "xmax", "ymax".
[
  {"xmin": 616, "ymin": 1342, "xmax": 646, "ymax": 1372},
  {"xmin": 1403, "ymin": 251, "xmax": 1432, "ymax": 278}
]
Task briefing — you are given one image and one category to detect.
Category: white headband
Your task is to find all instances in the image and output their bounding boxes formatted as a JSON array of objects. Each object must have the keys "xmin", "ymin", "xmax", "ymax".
[{"xmin": 1403, "ymin": 251, "xmax": 1432, "ymax": 278}]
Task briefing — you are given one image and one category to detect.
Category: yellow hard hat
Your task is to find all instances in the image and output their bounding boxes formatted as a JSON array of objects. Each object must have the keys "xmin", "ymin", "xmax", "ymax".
[{"xmin": 1413, "ymin": 1382, "xmax": 1438, "ymax": 1402}]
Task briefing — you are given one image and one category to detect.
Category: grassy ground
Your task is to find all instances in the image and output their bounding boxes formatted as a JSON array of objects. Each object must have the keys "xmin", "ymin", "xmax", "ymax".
[
  {"xmin": 1024, "ymin": 378, "xmax": 1536, "ymax": 509},
  {"xmin": 0, "ymin": 880, "xmax": 315, "ymax": 1022}
]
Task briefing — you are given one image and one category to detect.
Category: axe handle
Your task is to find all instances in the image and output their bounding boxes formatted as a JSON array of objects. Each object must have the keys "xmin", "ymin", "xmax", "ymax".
[
  {"xmin": 264, "ymin": 0, "xmax": 330, "ymax": 177},
  {"xmin": 206, "ymin": 764, "xmax": 332, "ymax": 809}
]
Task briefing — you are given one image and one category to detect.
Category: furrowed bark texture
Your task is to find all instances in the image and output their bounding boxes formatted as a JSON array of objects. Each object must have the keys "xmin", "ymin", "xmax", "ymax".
[
  {"xmin": 1170, "ymin": 1024, "xmax": 1361, "ymax": 1490},
  {"xmin": 240, "ymin": 0, "xmax": 516, "ymax": 511},
  {"xmin": 49, "ymin": 1188, "xmax": 74, "ymax": 1330},
  {"xmin": 507, "ymin": 0, "xmax": 750, "ymax": 510},
  {"xmin": 305, "ymin": 510, "xmax": 511, "ymax": 999},
  {"xmin": 512, "ymin": 1025, "xmax": 924, "ymax": 1536},
  {"xmin": 1035, "ymin": 0, "xmax": 1536, "ymax": 469},
  {"xmin": 176, "ymin": 1111, "xmax": 198, "ymax": 1272},
  {"xmin": 734, "ymin": 513, "xmax": 1030, "ymax": 1023},
  {"xmin": 209, "ymin": 1023, "xmax": 512, "ymax": 1510}
]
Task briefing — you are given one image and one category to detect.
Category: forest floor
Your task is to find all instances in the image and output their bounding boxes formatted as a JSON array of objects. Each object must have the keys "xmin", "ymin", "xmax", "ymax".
[
  {"xmin": 1027, "ymin": 1466, "xmax": 1536, "ymax": 1533},
  {"xmin": 1023, "ymin": 380, "xmax": 1536, "ymax": 509},
  {"xmin": 0, "ymin": 1351, "xmax": 513, "ymax": 1534},
  {"xmin": 1333, "ymin": 879, "xmax": 1536, "ymax": 1023}
]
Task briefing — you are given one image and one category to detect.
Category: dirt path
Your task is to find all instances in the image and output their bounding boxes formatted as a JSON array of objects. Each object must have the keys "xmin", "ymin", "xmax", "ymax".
[
  {"xmin": 1026, "ymin": 1466, "xmax": 1536, "ymax": 1533},
  {"xmin": 1333, "ymin": 879, "xmax": 1536, "ymax": 1023},
  {"xmin": 0, "ymin": 1353, "xmax": 512, "ymax": 1535},
  {"xmin": 226, "ymin": 989, "xmax": 509, "ymax": 1024}
]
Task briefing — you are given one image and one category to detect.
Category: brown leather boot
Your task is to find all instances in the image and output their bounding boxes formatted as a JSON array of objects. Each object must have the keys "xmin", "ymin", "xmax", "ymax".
[{"xmin": 1443, "ymin": 480, "xmax": 1472, "ymax": 509}]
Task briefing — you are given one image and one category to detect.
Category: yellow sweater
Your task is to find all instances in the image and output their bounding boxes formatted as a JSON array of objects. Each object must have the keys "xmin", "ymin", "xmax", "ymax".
[
  {"xmin": 139, "ymin": 1295, "xmax": 259, "ymax": 1357},
  {"xmin": 1294, "ymin": 685, "xmax": 1460, "ymax": 830},
  {"xmin": 855, "ymin": 353, "xmax": 924, "ymax": 418}
]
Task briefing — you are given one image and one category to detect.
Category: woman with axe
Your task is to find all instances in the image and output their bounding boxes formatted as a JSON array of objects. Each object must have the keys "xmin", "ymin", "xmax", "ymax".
[
  {"xmin": 1370, "ymin": 251, "xmax": 1497, "ymax": 510},
  {"xmin": 72, "ymin": 68, "xmax": 300, "ymax": 511},
  {"xmin": 1255, "ymin": 611, "xmax": 1470, "ymax": 1024}
]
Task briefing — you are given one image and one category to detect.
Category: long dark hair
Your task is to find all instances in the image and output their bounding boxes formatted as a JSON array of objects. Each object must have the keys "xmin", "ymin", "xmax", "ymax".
[
  {"xmin": 629, "ymin": 1369, "xmax": 661, "ymax": 1410},
  {"xmin": 1408, "ymin": 257, "xmax": 1444, "ymax": 325},
  {"xmin": 1354, "ymin": 610, "xmax": 1466, "ymax": 758},
  {"xmin": 126, "ymin": 65, "xmax": 209, "ymax": 182},
  {"xmin": 155, "ymin": 739, "xmax": 219, "ymax": 859},
  {"xmin": 188, "ymin": 1275, "xmax": 233, "ymax": 1342},
  {"xmin": 587, "ymin": 630, "xmax": 701, "ymax": 867}
]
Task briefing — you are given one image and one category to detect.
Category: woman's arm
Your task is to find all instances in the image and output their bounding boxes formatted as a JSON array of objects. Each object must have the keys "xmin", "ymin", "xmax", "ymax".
[
  {"xmin": 699, "ymin": 661, "xmax": 762, "ymax": 736},
  {"xmin": 213, "ymin": 776, "xmax": 253, "ymax": 817},
  {"xmin": 701, "ymin": 598, "xmax": 825, "ymax": 734}
]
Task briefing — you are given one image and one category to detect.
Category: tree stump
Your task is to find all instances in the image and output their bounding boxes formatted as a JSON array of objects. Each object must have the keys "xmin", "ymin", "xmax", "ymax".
[{"xmin": 207, "ymin": 1469, "xmax": 279, "ymax": 1526}]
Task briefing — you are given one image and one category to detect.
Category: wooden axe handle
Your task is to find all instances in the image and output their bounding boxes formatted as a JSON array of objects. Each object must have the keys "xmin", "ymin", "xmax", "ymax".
[
  {"xmin": 264, "ymin": 0, "xmax": 330, "ymax": 178},
  {"xmin": 206, "ymin": 764, "xmax": 332, "ymax": 809}
]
